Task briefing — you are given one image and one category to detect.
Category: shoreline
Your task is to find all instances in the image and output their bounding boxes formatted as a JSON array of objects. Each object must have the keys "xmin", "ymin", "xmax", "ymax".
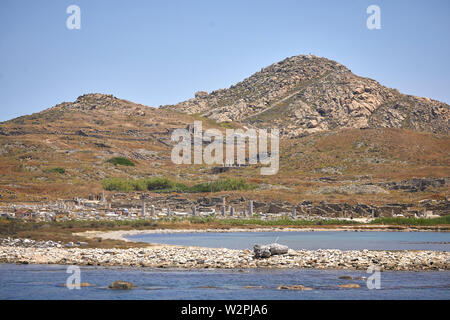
[
  {"xmin": 0, "ymin": 244, "xmax": 448, "ymax": 271},
  {"xmin": 1, "ymin": 226, "xmax": 448, "ymax": 272}
]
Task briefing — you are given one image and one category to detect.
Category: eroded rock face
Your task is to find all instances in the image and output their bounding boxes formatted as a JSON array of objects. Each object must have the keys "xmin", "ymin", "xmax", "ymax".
[{"xmin": 162, "ymin": 54, "xmax": 449, "ymax": 137}]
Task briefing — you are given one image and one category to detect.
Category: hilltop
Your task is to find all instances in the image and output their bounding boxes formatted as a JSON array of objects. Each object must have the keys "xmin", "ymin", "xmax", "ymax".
[{"xmin": 162, "ymin": 55, "xmax": 449, "ymax": 137}]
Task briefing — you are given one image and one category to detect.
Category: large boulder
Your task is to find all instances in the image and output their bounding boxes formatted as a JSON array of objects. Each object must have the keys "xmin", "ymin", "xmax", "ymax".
[
  {"xmin": 253, "ymin": 245, "xmax": 271, "ymax": 258},
  {"xmin": 195, "ymin": 91, "xmax": 208, "ymax": 98},
  {"xmin": 253, "ymin": 243, "xmax": 289, "ymax": 258}
]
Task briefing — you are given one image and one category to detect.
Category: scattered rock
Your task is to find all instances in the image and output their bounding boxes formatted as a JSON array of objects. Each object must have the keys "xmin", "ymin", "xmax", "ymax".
[
  {"xmin": 277, "ymin": 285, "xmax": 313, "ymax": 291},
  {"xmin": 108, "ymin": 281, "xmax": 137, "ymax": 290},
  {"xmin": 338, "ymin": 283, "xmax": 360, "ymax": 289},
  {"xmin": 1, "ymin": 238, "xmax": 449, "ymax": 272},
  {"xmin": 62, "ymin": 282, "xmax": 95, "ymax": 288}
]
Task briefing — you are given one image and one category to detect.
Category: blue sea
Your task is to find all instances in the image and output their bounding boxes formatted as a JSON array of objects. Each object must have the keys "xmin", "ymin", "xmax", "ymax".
[
  {"xmin": 0, "ymin": 264, "xmax": 449, "ymax": 300},
  {"xmin": 1, "ymin": 231, "xmax": 449, "ymax": 299},
  {"xmin": 126, "ymin": 231, "xmax": 450, "ymax": 251}
]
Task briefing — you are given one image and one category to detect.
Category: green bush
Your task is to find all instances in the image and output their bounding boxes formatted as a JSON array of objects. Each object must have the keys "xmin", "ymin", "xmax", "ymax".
[
  {"xmin": 145, "ymin": 177, "xmax": 176, "ymax": 190},
  {"xmin": 45, "ymin": 167, "xmax": 65, "ymax": 174},
  {"xmin": 101, "ymin": 178, "xmax": 144, "ymax": 192},
  {"xmin": 101, "ymin": 177, "xmax": 254, "ymax": 193},
  {"xmin": 106, "ymin": 157, "xmax": 135, "ymax": 166}
]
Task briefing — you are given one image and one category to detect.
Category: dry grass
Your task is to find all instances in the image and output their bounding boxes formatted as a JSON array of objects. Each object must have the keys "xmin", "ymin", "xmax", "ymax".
[{"xmin": 0, "ymin": 103, "xmax": 448, "ymax": 206}]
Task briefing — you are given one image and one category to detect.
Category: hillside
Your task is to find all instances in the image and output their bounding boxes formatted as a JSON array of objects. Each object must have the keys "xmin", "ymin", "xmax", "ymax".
[
  {"xmin": 162, "ymin": 55, "xmax": 449, "ymax": 137},
  {"xmin": 0, "ymin": 55, "xmax": 448, "ymax": 214},
  {"xmin": 0, "ymin": 93, "xmax": 448, "ymax": 210}
]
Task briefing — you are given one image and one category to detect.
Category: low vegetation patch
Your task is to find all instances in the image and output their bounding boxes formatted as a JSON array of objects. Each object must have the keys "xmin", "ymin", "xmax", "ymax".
[
  {"xmin": 370, "ymin": 215, "xmax": 450, "ymax": 226},
  {"xmin": 44, "ymin": 167, "xmax": 66, "ymax": 174},
  {"xmin": 101, "ymin": 177, "xmax": 254, "ymax": 193},
  {"xmin": 189, "ymin": 178, "xmax": 255, "ymax": 192},
  {"xmin": 106, "ymin": 157, "xmax": 135, "ymax": 166}
]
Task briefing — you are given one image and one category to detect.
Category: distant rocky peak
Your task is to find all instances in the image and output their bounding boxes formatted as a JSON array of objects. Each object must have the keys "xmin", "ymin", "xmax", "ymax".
[
  {"xmin": 162, "ymin": 54, "xmax": 449, "ymax": 137},
  {"xmin": 71, "ymin": 93, "xmax": 121, "ymax": 110}
]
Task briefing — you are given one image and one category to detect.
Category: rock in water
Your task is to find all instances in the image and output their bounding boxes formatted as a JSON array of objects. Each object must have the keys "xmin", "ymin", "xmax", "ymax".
[
  {"xmin": 108, "ymin": 281, "xmax": 137, "ymax": 290},
  {"xmin": 338, "ymin": 283, "xmax": 360, "ymax": 289},
  {"xmin": 62, "ymin": 282, "xmax": 95, "ymax": 288},
  {"xmin": 254, "ymin": 243, "xmax": 289, "ymax": 258},
  {"xmin": 277, "ymin": 285, "xmax": 313, "ymax": 291}
]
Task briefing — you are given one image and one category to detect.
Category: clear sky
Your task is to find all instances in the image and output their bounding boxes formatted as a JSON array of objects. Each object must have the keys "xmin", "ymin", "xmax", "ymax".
[{"xmin": 0, "ymin": 0, "xmax": 449, "ymax": 121}]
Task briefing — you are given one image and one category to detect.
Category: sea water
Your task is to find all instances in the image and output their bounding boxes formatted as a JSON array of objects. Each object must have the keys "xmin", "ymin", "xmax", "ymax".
[
  {"xmin": 0, "ymin": 264, "xmax": 449, "ymax": 300},
  {"xmin": 126, "ymin": 231, "xmax": 450, "ymax": 251}
]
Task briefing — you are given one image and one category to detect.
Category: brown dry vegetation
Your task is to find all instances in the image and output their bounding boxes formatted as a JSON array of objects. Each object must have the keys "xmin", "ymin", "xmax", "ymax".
[{"xmin": 0, "ymin": 95, "xmax": 448, "ymax": 206}]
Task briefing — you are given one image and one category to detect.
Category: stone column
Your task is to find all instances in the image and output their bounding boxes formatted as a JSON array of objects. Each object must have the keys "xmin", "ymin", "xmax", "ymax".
[
  {"xmin": 249, "ymin": 200, "xmax": 253, "ymax": 217},
  {"xmin": 151, "ymin": 205, "xmax": 155, "ymax": 217},
  {"xmin": 167, "ymin": 207, "xmax": 171, "ymax": 217},
  {"xmin": 292, "ymin": 207, "xmax": 296, "ymax": 218},
  {"xmin": 192, "ymin": 206, "xmax": 196, "ymax": 216},
  {"xmin": 230, "ymin": 206, "xmax": 234, "ymax": 216},
  {"xmin": 142, "ymin": 200, "xmax": 146, "ymax": 217}
]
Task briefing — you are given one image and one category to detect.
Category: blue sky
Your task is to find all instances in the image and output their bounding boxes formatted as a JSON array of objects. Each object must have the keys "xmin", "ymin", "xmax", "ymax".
[{"xmin": 0, "ymin": 0, "xmax": 449, "ymax": 121}]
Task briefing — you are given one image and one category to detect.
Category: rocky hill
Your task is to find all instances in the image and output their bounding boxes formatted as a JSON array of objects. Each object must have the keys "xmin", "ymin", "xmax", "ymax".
[
  {"xmin": 162, "ymin": 55, "xmax": 449, "ymax": 137},
  {"xmin": 0, "ymin": 60, "xmax": 448, "ymax": 209}
]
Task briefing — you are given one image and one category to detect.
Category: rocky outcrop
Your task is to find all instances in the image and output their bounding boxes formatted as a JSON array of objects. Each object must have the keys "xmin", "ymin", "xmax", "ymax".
[{"xmin": 162, "ymin": 54, "xmax": 449, "ymax": 137}]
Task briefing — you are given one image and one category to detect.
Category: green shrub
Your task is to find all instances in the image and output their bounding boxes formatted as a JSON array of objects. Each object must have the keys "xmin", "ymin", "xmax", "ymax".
[
  {"xmin": 106, "ymin": 157, "xmax": 135, "ymax": 166},
  {"xmin": 101, "ymin": 178, "xmax": 144, "ymax": 192},
  {"xmin": 101, "ymin": 177, "xmax": 254, "ymax": 193},
  {"xmin": 144, "ymin": 177, "xmax": 176, "ymax": 190},
  {"xmin": 45, "ymin": 167, "xmax": 66, "ymax": 174}
]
